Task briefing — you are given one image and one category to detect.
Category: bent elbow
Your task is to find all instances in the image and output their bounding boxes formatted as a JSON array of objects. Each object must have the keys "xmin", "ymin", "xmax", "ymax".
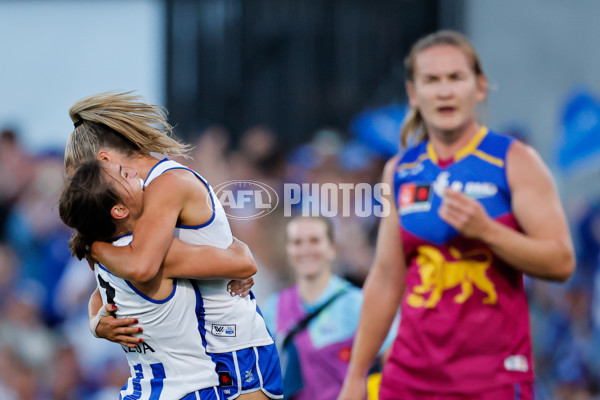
[
  {"xmin": 131, "ymin": 263, "xmax": 161, "ymax": 283},
  {"xmin": 243, "ymin": 258, "xmax": 258, "ymax": 278},
  {"xmin": 553, "ymin": 252, "xmax": 576, "ymax": 283}
]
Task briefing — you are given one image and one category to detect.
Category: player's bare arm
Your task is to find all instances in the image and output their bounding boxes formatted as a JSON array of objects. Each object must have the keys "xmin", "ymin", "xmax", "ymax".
[
  {"xmin": 164, "ymin": 237, "xmax": 256, "ymax": 280},
  {"xmin": 91, "ymin": 170, "xmax": 192, "ymax": 282},
  {"xmin": 339, "ymin": 156, "xmax": 407, "ymax": 400},
  {"xmin": 439, "ymin": 140, "xmax": 574, "ymax": 281},
  {"xmin": 89, "ymin": 237, "xmax": 256, "ymax": 345},
  {"xmin": 89, "ymin": 288, "xmax": 141, "ymax": 348}
]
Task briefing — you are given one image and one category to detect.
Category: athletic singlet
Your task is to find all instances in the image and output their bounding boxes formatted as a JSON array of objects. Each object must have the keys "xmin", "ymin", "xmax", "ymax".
[
  {"xmin": 381, "ymin": 127, "xmax": 534, "ymax": 395},
  {"xmin": 144, "ymin": 159, "xmax": 273, "ymax": 353},
  {"xmin": 95, "ymin": 234, "xmax": 219, "ymax": 400}
]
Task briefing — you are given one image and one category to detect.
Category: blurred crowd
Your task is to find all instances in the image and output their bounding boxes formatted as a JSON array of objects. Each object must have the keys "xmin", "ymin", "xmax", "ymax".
[{"xmin": 1, "ymin": 123, "xmax": 600, "ymax": 400}]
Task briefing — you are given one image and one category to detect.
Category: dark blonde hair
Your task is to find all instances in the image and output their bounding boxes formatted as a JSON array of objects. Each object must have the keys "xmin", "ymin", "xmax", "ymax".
[
  {"xmin": 65, "ymin": 91, "xmax": 191, "ymax": 170},
  {"xmin": 401, "ymin": 30, "xmax": 486, "ymax": 147}
]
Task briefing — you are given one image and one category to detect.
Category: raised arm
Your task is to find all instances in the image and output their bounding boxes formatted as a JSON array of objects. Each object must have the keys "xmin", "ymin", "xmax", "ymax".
[
  {"xmin": 338, "ymin": 156, "xmax": 407, "ymax": 400},
  {"xmin": 91, "ymin": 171, "xmax": 200, "ymax": 282}
]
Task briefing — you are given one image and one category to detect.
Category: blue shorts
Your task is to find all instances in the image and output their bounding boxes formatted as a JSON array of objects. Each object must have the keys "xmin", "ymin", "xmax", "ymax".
[
  {"xmin": 181, "ymin": 386, "xmax": 224, "ymax": 400},
  {"xmin": 210, "ymin": 343, "xmax": 283, "ymax": 399}
]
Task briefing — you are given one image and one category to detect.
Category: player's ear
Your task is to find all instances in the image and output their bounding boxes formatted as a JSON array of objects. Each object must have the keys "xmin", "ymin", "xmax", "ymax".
[
  {"xmin": 111, "ymin": 204, "xmax": 130, "ymax": 220},
  {"xmin": 476, "ymin": 74, "xmax": 488, "ymax": 102},
  {"xmin": 97, "ymin": 150, "xmax": 111, "ymax": 162},
  {"xmin": 406, "ymin": 80, "xmax": 419, "ymax": 109}
]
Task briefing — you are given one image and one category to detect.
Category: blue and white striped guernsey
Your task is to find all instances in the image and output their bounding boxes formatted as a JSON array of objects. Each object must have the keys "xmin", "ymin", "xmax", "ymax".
[
  {"xmin": 144, "ymin": 159, "xmax": 274, "ymax": 354},
  {"xmin": 95, "ymin": 234, "xmax": 220, "ymax": 400}
]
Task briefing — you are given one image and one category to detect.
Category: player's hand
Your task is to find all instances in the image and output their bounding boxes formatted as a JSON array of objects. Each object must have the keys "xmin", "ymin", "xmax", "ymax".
[
  {"xmin": 337, "ymin": 376, "xmax": 367, "ymax": 400},
  {"xmin": 438, "ymin": 188, "xmax": 492, "ymax": 239},
  {"xmin": 227, "ymin": 276, "xmax": 254, "ymax": 297},
  {"xmin": 94, "ymin": 305, "xmax": 143, "ymax": 349}
]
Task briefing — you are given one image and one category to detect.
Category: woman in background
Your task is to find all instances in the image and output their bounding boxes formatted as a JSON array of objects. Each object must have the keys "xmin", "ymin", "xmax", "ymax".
[{"xmin": 263, "ymin": 216, "xmax": 396, "ymax": 400}]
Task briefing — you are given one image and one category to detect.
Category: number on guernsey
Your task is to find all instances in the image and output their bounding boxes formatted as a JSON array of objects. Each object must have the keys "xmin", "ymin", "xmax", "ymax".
[{"xmin": 123, "ymin": 363, "xmax": 166, "ymax": 399}]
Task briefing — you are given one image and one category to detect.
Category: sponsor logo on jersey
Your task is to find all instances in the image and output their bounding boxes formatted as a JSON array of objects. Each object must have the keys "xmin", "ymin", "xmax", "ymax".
[
  {"xmin": 218, "ymin": 371, "xmax": 233, "ymax": 386},
  {"xmin": 212, "ymin": 324, "xmax": 236, "ymax": 337},
  {"xmin": 121, "ymin": 341, "xmax": 156, "ymax": 354},
  {"xmin": 399, "ymin": 183, "xmax": 432, "ymax": 215},
  {"xmin": 504, "ymin": 355, "xmax": 529, "ymax": 372},
  {"xmin": 432, "ymin": 171, "xmax": 498, "ymax": 199},
  {"xmin": 464, "ymin": 181, "xmax": 498, "ymax": 198},
  {"xmin": 432, "ymin": 171, "xmax": 451, "ymax": 197}
]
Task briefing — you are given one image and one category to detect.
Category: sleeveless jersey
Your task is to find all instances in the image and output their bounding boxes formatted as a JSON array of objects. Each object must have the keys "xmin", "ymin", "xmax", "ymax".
[
  {"xmin": 381, "ymin": 127, "xmax": 534, "ymax": 395},
  {"xmin": 144, "ymin": 159, "xmax": 273, "ymax": 353},
  {"xmin": 95, "ymin": 234, "xmax": 219, "ymax": 400}
]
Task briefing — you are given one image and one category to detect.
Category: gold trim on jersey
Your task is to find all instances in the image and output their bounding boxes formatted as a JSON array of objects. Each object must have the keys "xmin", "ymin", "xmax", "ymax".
[
  {"xmin": 472, "ymin": 150, "xmax": 505, "ymax": 167},
  {"xmin": 426, "ymin": 126, "xmax": 489, "ymax": 165},
  {"xmin": 426, "ymin": 141, "xmax": 438, "ymax": 164},
  {"xmin": 454, "ymin": 126, "xmax": 488, "ymax": 162},
  {"xmin": 397, "ymin": 153, "xmax": 429, "ymax": 171}
]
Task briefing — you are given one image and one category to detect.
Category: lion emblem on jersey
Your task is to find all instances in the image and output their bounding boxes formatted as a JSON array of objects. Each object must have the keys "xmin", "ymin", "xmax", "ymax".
[{"xmin": 407, "ymin": 246, "xmax": 497, "ymax": 309}]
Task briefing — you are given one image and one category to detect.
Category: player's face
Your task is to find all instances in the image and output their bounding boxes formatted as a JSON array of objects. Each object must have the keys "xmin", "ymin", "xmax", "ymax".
[
  {"xmin": 407, "ymin": 44, "xmax": 487, "ymax": 137},
  {"xmin": 286, "ymin": 219, "xmax": 335, "ymax": 280},
  {"xmin": 102, "ymin": 161, "xmax": 144, "ymax": 218}
]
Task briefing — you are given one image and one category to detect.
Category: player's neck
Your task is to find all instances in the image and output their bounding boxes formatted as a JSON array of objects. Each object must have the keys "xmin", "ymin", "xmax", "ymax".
[
  {"xmin": 427, "ymin": 122, "xmax": 480, "ymax": 160},
  {"xmin": 298, "ymin": 269, "xmax": 332, "ymax": 305},
  {"xmin": 113, "ymin": 213, "xmax": 138, "ymax": 238}
]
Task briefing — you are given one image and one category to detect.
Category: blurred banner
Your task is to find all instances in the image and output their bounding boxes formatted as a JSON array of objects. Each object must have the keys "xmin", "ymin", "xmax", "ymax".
[
  {"xmin": 350, "ymin": 104, "xmax": 406, "ymax": 158},
  {"xmin": 557, "ymin": 90, "xmax": 600, "ymax": 174}
]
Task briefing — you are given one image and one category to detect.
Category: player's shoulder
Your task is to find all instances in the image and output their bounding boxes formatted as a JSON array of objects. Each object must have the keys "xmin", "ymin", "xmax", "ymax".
[
  {"xmin": 392, "ymin": 141, "xmax": 428, "ymax": 175},
  {"xmin": 382, "ymin": 154, "xmax": 403, "ymax": 183},
  {"xmin": 506, "ymin": 138, "xmax": 551, "ymax": 185},
  {"xmin": 383, "ymin": 154, "xmax": 401, "ymax": 171},
  {"xmin": 506, "ymin": 138, "xmax": 537, "ymax": 160},
  {"xmin": 147, "ymin": 158, "xmax": 200, "ymax": 183},
  {"xmin": 479, "ymin": 129, "xmax": 516, "ymax": 157},
  {"xmin": 145, "ymin": 165, "xmax": 203, "ymax": 198},
  {"xmin": 160, "ymin": 165, "xmax": 201, "ymax": 184}
]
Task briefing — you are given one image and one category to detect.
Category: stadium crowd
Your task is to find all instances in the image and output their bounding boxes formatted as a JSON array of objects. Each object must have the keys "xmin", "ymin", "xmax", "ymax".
[{"xmin": 0, "ymin": 123, "xmax": 599, "ymax": 400}]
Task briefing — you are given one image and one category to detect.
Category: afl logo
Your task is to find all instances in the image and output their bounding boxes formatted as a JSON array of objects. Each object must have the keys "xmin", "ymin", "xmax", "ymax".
[{"xmin": 211, "ymin": 180, "xmax": 279, "ymax": 220}]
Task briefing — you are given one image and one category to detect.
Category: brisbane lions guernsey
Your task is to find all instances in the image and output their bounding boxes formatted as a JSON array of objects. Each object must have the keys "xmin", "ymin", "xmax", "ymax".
[
  {"xmin": 381, "ymin": 127, "xmax": 534, "ymax": 395},
  {"xmin": 144, "ymin": 159, "xmax": 273, "ymax": 354}
]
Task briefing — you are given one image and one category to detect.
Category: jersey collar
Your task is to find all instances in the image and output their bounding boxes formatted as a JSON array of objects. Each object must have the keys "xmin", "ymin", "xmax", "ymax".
[{"xmin": 426, "ymin": 126, "xmax": 488, "ymax": 166}]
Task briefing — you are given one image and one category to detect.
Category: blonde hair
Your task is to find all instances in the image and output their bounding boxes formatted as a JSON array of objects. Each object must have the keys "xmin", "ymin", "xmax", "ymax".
[
  {"xmin": 65, "ymin": 91, "xmax": 191, "ymax": 169},
  {"xmin": 400, "ymin": 30, "xmax": 486, "ymax": 147}
]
